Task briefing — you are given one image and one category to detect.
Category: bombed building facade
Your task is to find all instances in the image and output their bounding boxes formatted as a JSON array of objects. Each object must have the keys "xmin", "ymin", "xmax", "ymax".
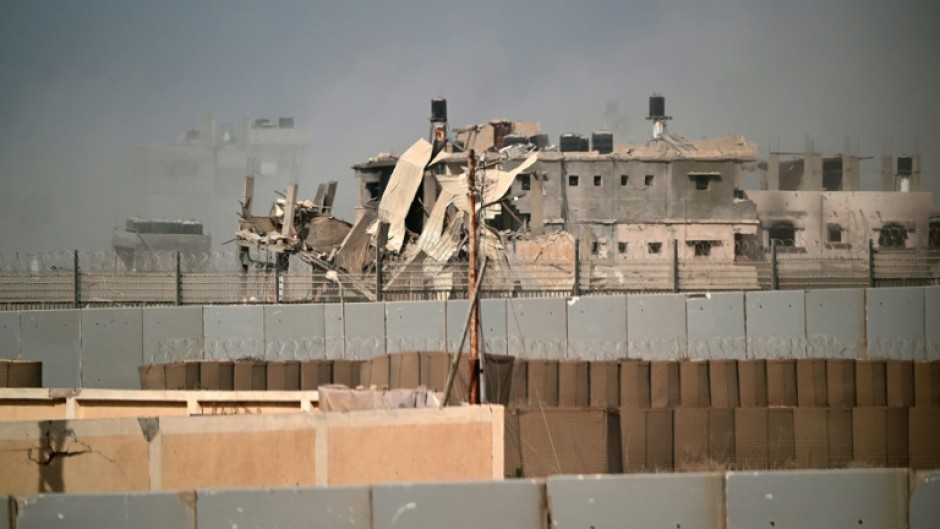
[{"xmin": 351, "ymin": 96, "xmax": 938, "ymax": 267}]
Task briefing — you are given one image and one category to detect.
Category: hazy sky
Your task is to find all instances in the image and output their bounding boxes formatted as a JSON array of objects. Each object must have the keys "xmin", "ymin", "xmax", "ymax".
[{"xmin": 2, "ymin": 1, "xmax": 938, "ymax": 252}]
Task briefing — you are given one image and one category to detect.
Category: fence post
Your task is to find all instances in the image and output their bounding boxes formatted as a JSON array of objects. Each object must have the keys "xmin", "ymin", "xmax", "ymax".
[
  {"xmin": 375, "ymin": 240, "xmax": 383, "ymax": 302},
  {"xmin": 771, "ymin": 240, "xmax": 778, "ymax": 290},
  {"xmin": 573, "ymin": 238, "xmax": 581, "ymax": 296},
  {"xmin": 274, "ymin": 263, "xmax": 281, "ymax": 304},
  {"xmin": 868, "ymin": 238, "xmax": 875, "ymax": 287},
  {"xmin": 175, "ymin": 251, "xmax": 182, "ymax": 305},
  {"xmin": 73, "ymin": 250, "xmax": 80, "ymax": 308},
  {"xmin": 673, "ymin": 239, "xmax": 679, "ymax": 293}
]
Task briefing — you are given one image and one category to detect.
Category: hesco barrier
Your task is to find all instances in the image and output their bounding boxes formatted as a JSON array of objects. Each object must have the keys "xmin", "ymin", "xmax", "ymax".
[
  {"xmin": 2, "ymin": 469, "xmax": 938, "ymax": 529},
  {"xmin": 0, "ymin": 286, "xmax": 937, "ymax": 390}
]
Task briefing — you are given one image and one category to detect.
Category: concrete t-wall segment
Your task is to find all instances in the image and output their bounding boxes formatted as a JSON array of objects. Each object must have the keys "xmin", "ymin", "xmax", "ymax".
[
  {"xmin": 5, "ymin": 468, "xmax": 935, "ymax": 529},
  {"xmin": 385, "ymin": 300, "xmax": 445, "ymax": 354},
  {"xmin": 745, "ymin": 290, "xmax": 806, "ymax": 359},
  {"xmin": 0, "ymin": 286, "xmax": 934, "ymax": 387},
  {"xmin": 263, "ymin": 303, "xmax": 325, "ymax": 360},
  {"xmin": 20, "ymin": 310, "xmax": 81, "ymax": 388},
  {"xmin": 0, "ymin": 312, "xmax": 20, "ymax": 359},
  {"xmin": 447, "ymin": 298, "xmax": 508, "ymax": 355},
  {"xmin": 806, "ymin": 288, "xmax": 865, "ymax": 358},
  {"xmin": 203, "ymin": 305, "xmax": 264, "ymax": 360},
  {"xmin": 566, "ymin": 295, "xmax": 627, "ymax": 360},
  {"xmin": 686, "ymin": 292, "xmax": 746, "ymax": 359},
  {"xmin": 507, "ymin": 297, "xmax": 567, "ymax": 359},
  {"xmin": 80, "ymin": 308, "xmax": 143, "ymax": 389},
  {"xmin": 143, "ymin": 306, "xmax": 203, "ymax": 364},
  {"xmin": 867, "ymin": 287, "xmax": 926, "ymax": 360},
  {"xmin": 627, "ymin": 294, "xmax": 687, "ymax": 360}
]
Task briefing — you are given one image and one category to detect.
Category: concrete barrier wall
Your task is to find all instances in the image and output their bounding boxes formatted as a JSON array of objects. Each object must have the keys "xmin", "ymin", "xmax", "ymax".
[
  {"xmin": 0, "ymin": 286, "xmax": 935, "ymax": 388},
  {"xmin": 0, "ymin": 405, "xmax": 503, "ymax": 495},
  {"xmin": 6, "ymin": 469, "xmax": 939, "ymax": 529}
]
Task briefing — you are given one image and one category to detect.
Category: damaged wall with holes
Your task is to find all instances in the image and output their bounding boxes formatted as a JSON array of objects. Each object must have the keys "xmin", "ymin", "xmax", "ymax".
[{"xmin": 747, "ymin": 191, "xmax": 936, "ymax": 254}]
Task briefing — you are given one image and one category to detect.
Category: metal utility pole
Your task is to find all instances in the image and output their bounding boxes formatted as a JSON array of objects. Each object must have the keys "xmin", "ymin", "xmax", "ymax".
[{"xmin": 467, "ymin": 149, "xmax": 481, "ymax": 404}]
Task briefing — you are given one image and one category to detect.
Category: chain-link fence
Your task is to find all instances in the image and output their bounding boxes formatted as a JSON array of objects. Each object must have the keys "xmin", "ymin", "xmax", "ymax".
[{"xmin": 1, "ymin": 244, "xmax": 938, "ymax": 309}]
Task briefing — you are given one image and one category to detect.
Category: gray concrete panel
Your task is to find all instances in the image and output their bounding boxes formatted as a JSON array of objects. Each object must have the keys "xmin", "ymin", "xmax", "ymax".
[
  {"xmin": 324, "ymin": 303, "xmax": 345, "ymax": 359},
  {"xmin": 143, "ymin": 306, "xmax": 204, "ymax": 364},
  {"xmin": 547, "ymin": 473, "xmax": 724, "ymax": 529},
  {"xmin": 0, "ymin": 495, "xmax": 8, "ymax": 529},
  {"xmin": 263, "ymin": 304, "xmax": 325, "ymax": 360},
  {"xmin": 687, "ymin": 292, "xmax": 746, "ymax": 359},
  {"xmin": 867, "ymin": 287, "xmax": 926, "ymax": 360},
  {"xmin": 80, "ymin": 308, "xmax": 143, "ymax": 389},
  {"xmin": 197, "ymin": 486, "xmax": 370, "ymax": 529},
  {"xmin": 0, "ymin": 311, "xmax": 20, "ymax": 359},
  {"xmin": 343, "ymin": 302, "xmax": 386, "ymax": 360},
  {"xmin": 386, "ymin": 300, "xmax": 446, "ymax": 353},
  {"xmin": 627, "ymin": 294, "xmax": 687, "ymax": 360},
  {"xmin": 447, "ymin": 299, "xmax": 508, "ymax": 355},
  {"xmin": 745, "ymin": 291, "xmax": 806, "ymax": 359},
  {"xmin": 372, "ymin": 480, "xmax": 544, "ymax": 529},
  {"xmin": 910, "ymin": 470, "xmax": 940, "ymax": 529},
  {"xmin": 204, "ymin": 305, "xmax": 264, "ymax": 359},
  {"xmin": 726, "ymin": 469, "xmax": 908, "ymax": 529},
  {"xmin": 507, "ymin": 297, "xmax": 567, "ymax": 359},
  {"xmin": 805, "ymin": 288, "xmax": 865, "ymax": 358},
  {"xmin": 567, "ymin": 295, "xmax": 627, "ymax": 360},
  {"xmin": 925, "ymin": 287, "xmax": 939, "ymax": 360},
  {"xmin": 20, "ymin": 310, "xmax": 81, "ymax": 388},
  {"xmin": 13, "ymin": 492, "xmax": 195, "ymax": 529}
]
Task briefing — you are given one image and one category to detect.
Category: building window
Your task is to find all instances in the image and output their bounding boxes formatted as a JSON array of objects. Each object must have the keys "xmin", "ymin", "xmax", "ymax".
[
  {"xmin": 648, "ymin": 242, "xmax": 662, "ymax": 254},
  {"xmin": 827, "ymin": 225, "xmax": 843, "ymax": 243},
  {"xmin": 768, "ymin": 222, "xmax": 796, "ymax": 246},
  {"xmin": 690, "ymin": 240, "xmax": 712, "ymax": 257},
  {"xmin": 645, "ymin": 175, "xmax": 654, "ymax": 186},
  {"xmin": 594, "ymin": 175, "xmax": 602, "ymax": 187},
  {"xmin": 879, "ymin": 222, "xmax": 908, "ymax": 248},
  {"xmin": 621, "ymin": 175, "xmax": 629, "ymax": 186},
  {"xmin": 694, "ymin": 174, "xmax": 710, "ymax": 190},
  {"xmin": 930, "ymin": 219, "xmax": 940, "ymax": 250},
  {"xmin": 520, "ymin": 174, "xmax": 531, "ymax": 191},
  {"xmin": 591, "ymin": 241, "xmax": 600, "ymax": 255},
  {"xmin": 569, "ymin": 175, "xmax": 579, "ymax": 186},
  {"xmin": 618, "ymin": 242, "xmax": 627, "ymax": 254}
]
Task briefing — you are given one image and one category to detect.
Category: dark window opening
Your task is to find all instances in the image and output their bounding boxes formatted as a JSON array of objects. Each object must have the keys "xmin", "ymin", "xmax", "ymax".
[
  {"xmin": 591, "ymin": 241, "xmax": 600, "ymax": 255},
  {"xmin": 879, "ymin": 222, "xmax": 908, "ymax": 248},
  {"xmin": 823, "ymin": 159, "xmax": 843, "ymax": 191},
  {"xmin": 621, "ymin": 175, "xmax": 629, "ymax": 186},
  {"xmin": 645, "ymin": 175, "xmax": 654, "ymax": 186},
  {"xmin": 694, "ymin": 174, "xmax": 710, "ymax": 190},
  {"xmin": 618, "ymin": 242, "xmax": 627, "ymax": 254},
  {"xmin": 930, "ymin": 220, "xmax": 940, "ymax": 250},
  {"xmin": 690, "ymin": 240, "xmax": 712, "ymax": 257},
  {"xmin": 828, "ymin": 225, "xmax": 842, "ymax": 243},
  {"xmin": 897, "ymin": 157, "xmax": 913, "ymax": 176},
  {"xmin": 520, "ymin": 174, "xmax": 531, "ymax": 191},
  {"xmin": 569, "ymin": 175, "xmax": 579, "ymax": 186},
  {"xmin": 769, "ymin": 222, "xmax": 796, "ymax": 246},
  {"xmin": 648, "ymin": 242, "xmax": 662, "ymax": 254},
  {"xmin": 365, "ymin": 181, "xmax": 381, "ymax": 201},
  {"xmin": 594, "ymin": 175, "xmax": 602, "ymax": 187}
]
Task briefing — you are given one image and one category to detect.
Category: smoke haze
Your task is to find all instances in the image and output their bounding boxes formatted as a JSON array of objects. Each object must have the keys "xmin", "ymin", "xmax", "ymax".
[{"xmin": 2, "ymin": 1, "xmax": 938, "ymax": 252}]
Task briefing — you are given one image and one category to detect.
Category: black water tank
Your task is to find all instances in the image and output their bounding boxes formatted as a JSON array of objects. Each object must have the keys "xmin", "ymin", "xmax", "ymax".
[
  {"xmin": 592, "ymin": 131, "xmax": 614, "ymax": 154},
  {"xmin": 502, "ymin": 134, "xmax": 527, "ymax": 147},
  {"xmin": 431, "ymin": 98, "xmax": 447, "ymax": 122},
  {"xmin": 579, "ymin": 136, "xmax": 589, "ymax": 152},
  {"xmin": 897, "ymin": 156, "xmax": 913, "ymax": 176},
  {"xmin": 529, "ymin": 133, "xmax": 549, "ymax": 150},
  {"xmin": 649, "ymin": 94, "xmax": 666, "ymax": 118},
  {"xmin": 560, "ymin": 133, "xmax": 581, "ymax": 152}
]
